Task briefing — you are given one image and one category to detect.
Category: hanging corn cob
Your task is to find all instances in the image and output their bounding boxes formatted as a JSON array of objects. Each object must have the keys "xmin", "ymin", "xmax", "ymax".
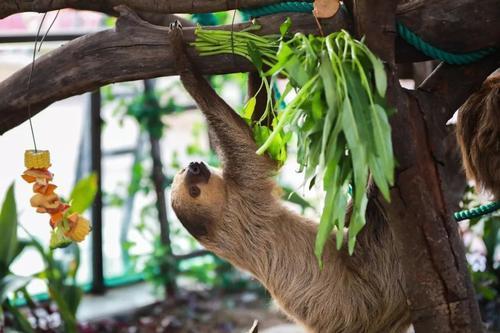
[{"xmin": 22, "ymin": 150, "xmax": 91, "ymax": 249}]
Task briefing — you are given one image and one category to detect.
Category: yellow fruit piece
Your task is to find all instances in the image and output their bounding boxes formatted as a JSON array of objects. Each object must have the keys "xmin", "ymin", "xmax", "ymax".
[
  {"xmin": 25, "ymin": 150, "xmax": 51, "ymax": 169},
  {"xmin": 65, "ymin": 213, "xmax": 91, "ymax": 242}
]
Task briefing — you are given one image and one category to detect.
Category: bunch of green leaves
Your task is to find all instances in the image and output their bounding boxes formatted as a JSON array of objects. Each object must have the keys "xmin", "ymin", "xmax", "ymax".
[{"xmin": 194, "ymin": 20, "xmax": 395, "ymax": 261}]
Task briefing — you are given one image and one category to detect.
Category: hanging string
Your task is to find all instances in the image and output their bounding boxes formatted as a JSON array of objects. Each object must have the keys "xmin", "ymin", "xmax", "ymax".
[
  {"xmin": 26, "ymin": 10, "xmax": 60, "ymax": 152},
  {"xmin": 38, "ymin": 10, "xmax": 60, "ymax": 52},
  {"xmin": 230, "ymin": 0, "xmax": 239, "ymax": 68}
]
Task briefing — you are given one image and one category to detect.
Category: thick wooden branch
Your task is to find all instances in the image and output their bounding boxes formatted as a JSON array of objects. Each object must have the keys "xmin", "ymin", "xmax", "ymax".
[
  {"xmin": 2, "ymin": 0, "xmax": 498, "ymax": 53},
  {"xmin": 0, "ymin": 2, "xmax": 193, "ymax": 29},
  {"xmin": 1, "ymin": 6, "xmax": 352, "ymax": 134},
  {"xmin": 0, "ymin": 0, "xmax": 283, "ymax": 19}
]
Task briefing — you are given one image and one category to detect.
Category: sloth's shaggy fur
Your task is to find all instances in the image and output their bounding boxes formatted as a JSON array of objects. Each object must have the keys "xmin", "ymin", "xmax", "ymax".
[
  {"xmin": 456, "ymin": 74, "xmax": 500, "ymax": 200},
  {"xmin": 168, "ymin": 24, "xmax": 411, "ymax": 333}
]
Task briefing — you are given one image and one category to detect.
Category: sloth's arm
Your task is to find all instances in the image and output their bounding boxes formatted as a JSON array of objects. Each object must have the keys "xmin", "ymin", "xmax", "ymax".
[{"xmin": 168, "ymin": 23, "xmax": 275, "ymax": 187}]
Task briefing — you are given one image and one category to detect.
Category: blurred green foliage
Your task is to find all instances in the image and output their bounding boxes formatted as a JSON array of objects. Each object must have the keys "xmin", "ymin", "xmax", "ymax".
[
  {"xmin": 461, "ymin": 186, "xmax": 500, "ymax": 327},
  {"xmin": 0, "ymin": 184, "xmax": 33, "ymax": 332}
]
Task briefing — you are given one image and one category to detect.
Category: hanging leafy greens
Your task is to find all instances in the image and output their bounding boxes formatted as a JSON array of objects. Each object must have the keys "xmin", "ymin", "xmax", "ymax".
[{"xmin": 193, "ymin": 19, "xmax": 395, "ymax": 263}]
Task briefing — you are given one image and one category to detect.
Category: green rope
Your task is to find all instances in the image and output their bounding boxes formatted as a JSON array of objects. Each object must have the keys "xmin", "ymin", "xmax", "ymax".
[
  {"xmin": 240, "ymin": 1, "xmax": 497, "ymax": 65},
  {"xmin": 396, "ymin": 23, "xmax": 497, "ymax": 65},
  {"xmin": 241, "ymin": 1, "xmax": 314, "ymax": 18},
  {"xmin": 454, "ymin": 201, "xmax": 500, "ymax": 222}
]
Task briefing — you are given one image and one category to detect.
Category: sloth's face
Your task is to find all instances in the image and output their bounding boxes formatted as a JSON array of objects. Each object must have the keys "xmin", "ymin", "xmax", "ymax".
[{"xmin": 171, "ymin": 162, "xmax": 226, "ymax": 239}]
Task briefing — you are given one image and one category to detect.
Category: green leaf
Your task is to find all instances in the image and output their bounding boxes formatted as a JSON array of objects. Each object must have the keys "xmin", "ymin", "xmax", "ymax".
[
  {"xmin": 69, "ymin": 173, "xmax": 98, "ymax": 214},
  {"xmin": 366, "ymin": 52, "xmax": 387, "ymax": 97},
  {"xmin": 344, "ymin": 67, "xmax": 374, "ymax": 152},
  {"xmin": 279, "ymin": 17, "xmax": 292, "ymax": 37},
  {"xmin": 319, "ymin": 52, "xmax": 338, "ymax": 111},
  {"xmin": 264, "ymin": 43, "xmax": 293, "ymax": 76},
  {"xmin": 61, "ymin": 285, "xmax": 83, "ymax": 317},
  {"xmin": 315, "ymin": 185, "xmax": 337, "ymax": 268},
  {"xmin": 334, "ymin": 187, "xmax": 349, "ymax": 249},
  {"xmin": 371, "ymin": 104, "xmax": 394, "ymax": 185},
  {"xmin": 247, "ymin": 41, "xmax": 263, "ymax": 72},
  {"xmin": 0, "ymin": 184, "xmax": 18, "ymax": 267},
  {"xmin": 49, "ymin": 228, "xmax": 72, "ymax": 250},
  {"xmin": 282, "ymin": 187, "xmax": 313, "ymax": 210},
  {"xmin": 368, "ymin": 156, "xmax": 390, "ymax": 200},
  {"xmin": 348, "ymin": 194, "xmax": 368, "ymax": 254},
  {"xmin": 283, "ymin": 54, "xmax": 310, "ymax": 87},
  {"xmin": 49, "ymin": 286, "xmax": 79, "ymax": 333},
  {"xmin": 311, "ymin": 90, "xmax": 323, "ymax": 120},
  {"xmin": 340, "ymin": 98, "xmax": 364, "ymax": 162},
  {"xmin": 242, "ymin": 96, "xmax": 257, "ymax": 121},
  {"xmin": 0, "ymin": 275, "xmax": 31, "ymax": 304}
]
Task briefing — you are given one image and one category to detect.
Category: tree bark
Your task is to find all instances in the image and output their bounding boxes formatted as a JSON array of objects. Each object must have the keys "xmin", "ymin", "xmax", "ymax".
[{"xmin": 352, "ymin": 0, "xmax": 498, "ymax": 331}]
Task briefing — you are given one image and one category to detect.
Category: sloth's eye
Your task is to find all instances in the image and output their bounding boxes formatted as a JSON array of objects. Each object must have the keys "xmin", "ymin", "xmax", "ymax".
[{"xmin": 189, "ymin": 185, "xmax": 201, "ymax": 198}]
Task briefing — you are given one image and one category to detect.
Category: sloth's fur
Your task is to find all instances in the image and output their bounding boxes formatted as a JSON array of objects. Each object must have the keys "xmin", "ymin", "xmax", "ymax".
[
  {"xmin": 456, "ymin": 74, "xmax": 500, "ymax": 200},
  {"xmin": 168, "ymin": 24, "xmax": 410, "ymax": 333}
]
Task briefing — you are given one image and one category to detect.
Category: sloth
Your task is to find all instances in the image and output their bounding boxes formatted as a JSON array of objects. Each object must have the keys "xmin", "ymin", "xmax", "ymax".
[
  {"xmin": 168, "ymin": 23, "xmax": 410, "ymax": 333},
  {"xmin": 456, "ymin": 74, "xmax": 500, "ymax": 200}
]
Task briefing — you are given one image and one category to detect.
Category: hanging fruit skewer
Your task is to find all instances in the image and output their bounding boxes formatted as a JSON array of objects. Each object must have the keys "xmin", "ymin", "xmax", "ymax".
[{"xmin": 22, "ymin": 150, "xmax": 91, "ymax": 248}]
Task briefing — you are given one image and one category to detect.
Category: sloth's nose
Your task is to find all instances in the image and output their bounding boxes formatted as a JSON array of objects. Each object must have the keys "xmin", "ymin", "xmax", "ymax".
[
  {"xmin": 188, "ymin": 162, "xmax": 202, "ymax": 175},
  {"xmin": 186, "ymin": 162, "xmax": 210, "ymax": 183}
]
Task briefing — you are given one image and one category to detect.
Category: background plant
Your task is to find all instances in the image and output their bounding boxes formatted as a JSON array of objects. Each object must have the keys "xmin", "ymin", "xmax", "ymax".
[
  {"xmin": 0, "ymin": 184, "xmax": 33, "ymax": 333},
  {"xmin": 461, "ymin": 186, "xmax": 500, "ymax": 329}
]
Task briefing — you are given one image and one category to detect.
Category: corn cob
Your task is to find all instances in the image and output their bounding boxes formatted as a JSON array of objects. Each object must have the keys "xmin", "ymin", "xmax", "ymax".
[{"xmin": 25, "ymin": 150, "xmax": 51, "ymax": 169}]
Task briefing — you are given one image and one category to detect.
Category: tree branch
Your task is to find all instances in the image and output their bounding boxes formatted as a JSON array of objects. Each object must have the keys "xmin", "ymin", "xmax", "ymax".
[
  {"xmin": 2, "ymin": 0, "xmax": 498, "ymax": 53},
  {"xmin": 0, "ymin": 0, "xmax": 283, "ymax": 19},
  {"xmin": 1, "ymin": 6, "xmax": 351, "ymax": 134}
]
